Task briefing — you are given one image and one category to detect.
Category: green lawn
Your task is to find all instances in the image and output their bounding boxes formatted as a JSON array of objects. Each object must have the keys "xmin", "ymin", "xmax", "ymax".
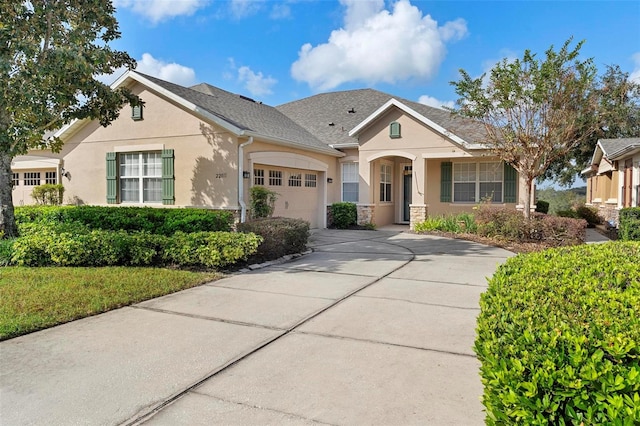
[{"xmin": 0, "ymin": 267, "xmax": 220, "ymax": 340}]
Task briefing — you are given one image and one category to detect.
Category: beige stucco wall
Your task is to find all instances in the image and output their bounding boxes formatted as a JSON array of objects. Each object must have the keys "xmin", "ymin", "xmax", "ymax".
[{"xmin": 59, "ymin": 83, "xmax": 240, "ymax": 208}]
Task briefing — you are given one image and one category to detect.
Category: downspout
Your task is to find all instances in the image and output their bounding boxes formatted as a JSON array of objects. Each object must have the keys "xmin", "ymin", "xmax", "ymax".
[{"xmin": 238, "ymin": 136, "xmax": 254, "ymax": 223}]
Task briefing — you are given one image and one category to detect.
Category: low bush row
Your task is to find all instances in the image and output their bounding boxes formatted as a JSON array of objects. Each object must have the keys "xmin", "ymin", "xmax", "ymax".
[
  {"xmin": 2, "ymin": 222, "xmax": 261, "ymax": 269},
  {"xmin": 474, "ymin": 207, "xmax": 586, "ymax": 246},
  {"xmin": 15, "ymin": 205, "xmax": 234, "ymax": 235},
  {"xmin": 557, "ymin": 205, "xmax": 602, "ymax": 227},
  {"xmin": 412, "ymin": 213, "xmax": 477, "ymax": 233},
  {"xmin": 476, "ymin": 242, "xmax": 640, "ymax": 424},
  {"xmin": 237, "ymin": 217, "xmax": 310, "ymax": 263},
  {"xmin": 619, "ymin": 207, "xmax": 640, "ymax": 241}
]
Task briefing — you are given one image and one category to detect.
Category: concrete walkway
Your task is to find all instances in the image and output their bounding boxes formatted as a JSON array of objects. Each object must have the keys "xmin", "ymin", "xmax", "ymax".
[{"xmin": 0, "ymin": 229, "xmax": 514, "ymax": 425}]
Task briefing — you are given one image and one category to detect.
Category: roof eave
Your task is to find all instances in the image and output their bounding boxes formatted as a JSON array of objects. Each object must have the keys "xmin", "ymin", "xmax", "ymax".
[
  {"xmin": 608, "ymin": 144, "xmax": 640, "ymax": 160},
  {"xmin": 242, "ymin": 131, "xmax": 345, "ymax": 158}
]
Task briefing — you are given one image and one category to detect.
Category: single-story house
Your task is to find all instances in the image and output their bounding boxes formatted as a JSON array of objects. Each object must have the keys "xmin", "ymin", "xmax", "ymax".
[
  {"xmin": 11, "ymin": 70, "xmax": 532, "ymax": 229},
  {"xmin": 582, "ymin": 137, "xmax": 640, "ymax": 223}
]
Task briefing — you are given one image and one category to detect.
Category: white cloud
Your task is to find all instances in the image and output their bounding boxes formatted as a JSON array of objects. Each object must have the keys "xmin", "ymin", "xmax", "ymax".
[
  {"xmin": 230, "ymin": 0, "xmax": 264, "ymax": 19},
  {"xmin": 291, "ymin": 0, "xmax": 467, "ymax": 91},
  {"xmin": 237, "ymin": 66, "xmax": 277, "ymax": 96},
  {"xmin": 630, "ymin": 52, "xmax": 640, "ymax": 84},
  {"xmin": 418, "ymin": 95, "xmax": 454, "ymax": 110},
  {"xmin": 136, "ymin": 53, "xmax": 197, "ymax": 86},
  {"xmin": 115, "ymin": 0, "xmax": 209, "ymax": 24},
  {"xmin": 270, "ymin": 3, "xmax": 291, "ymax": 20}
]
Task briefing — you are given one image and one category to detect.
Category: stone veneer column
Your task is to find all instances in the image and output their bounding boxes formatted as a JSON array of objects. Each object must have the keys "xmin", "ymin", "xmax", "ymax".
[
  {"xmin": 356, "ymin": 204, "xmax": 376, "ymax": 225},
  {"xmin": 409, "ymin": 204, "xmax": 428, "ymax": 231}
]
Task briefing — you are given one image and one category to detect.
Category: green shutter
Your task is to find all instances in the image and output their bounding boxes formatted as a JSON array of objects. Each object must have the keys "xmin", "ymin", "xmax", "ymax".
[
  {"xmin": 504, "ymin": 162, "xmax": 517, "ymax": 203},
  {"xmin": 106, "ymin": 152, "xmax": 117, "ymax": 204},
  {"xmin": 440, "ymin": 161, "xmax": 452, "ymax": 202},
  {"xmin": 162, "ymin": 149, "xmax": 175, "ymax": 205}
]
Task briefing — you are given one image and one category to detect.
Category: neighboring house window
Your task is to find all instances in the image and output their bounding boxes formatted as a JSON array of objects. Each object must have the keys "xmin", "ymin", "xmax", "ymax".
[
  {"xmin": 45, "ymin": 171, "xmax": 57, "ymax": 184},
  {"xmin": 12, "ymin": 173, "xmax": 19, "ymax": 187},
  {"xmin": 342, "ymin": 162, "xmax": 359, "ymax": 202},
  {"xmin": 119, "ymin": 152, "xmax": 162, "ymax": 203},
  {"xmin": 24, "ymin": 172, "xmax": 41, "ymax": 186},
  {"xmin": 289, "ymin": 173, "xmax": 302, "ymax": 187},
  {"xmin": 305, "ymin": 173, "xmax": 317, "ymax": 188},
  {"xmin": 254, "ymin": 168, "xmax": 264, "ymax": 185},
  {"xmin": 380, "ymin": 164, "xmax": 392, "ymax": 202},
  {"xmin": 131, "ymin": 105, "xmax": 143, "ymax": 121},
  {"xmin": 390, "ymin": 121, "xmax": 401, "ymax": 138},
  {"xmin": 450, "ymin": 161, "xmax": 506, "ymax": 203},
  {"xmin": 269, "ymin": 170, "xmax": 282, "ymax": 186}
]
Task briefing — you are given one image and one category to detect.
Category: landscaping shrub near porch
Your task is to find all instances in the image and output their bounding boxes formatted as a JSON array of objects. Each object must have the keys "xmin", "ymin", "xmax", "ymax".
[
  {"xmin": 619, "ymin": 207, "xmax": 640, "ymax": 241},
  {"xmin": 476, "ymin": 242, "xmax": 640, "ymax": 424},
  {"xmin": 237, "ymin": 217, "xmax": 310, "ymax": 263}
]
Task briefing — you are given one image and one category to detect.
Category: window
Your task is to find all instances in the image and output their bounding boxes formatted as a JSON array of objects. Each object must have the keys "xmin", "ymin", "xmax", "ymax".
[
  {"xmin": 305, "ymin": 173, "xmax": 317, "ymax": 188},
  {"xmin": 45, "ymin": 171, "xmax": 57, "ymax": 184},
  {"xmin": 131, "ymin": 105, "xmax": 143, "ymax": 121},
  {"xmin": 12, "ymin": 173, "xmax": 19, "ymax": 187},
  {"xmin": 119, "ymin": 152, "xmax": 162, "ymax": 203},
  {"xmin": 268, "ymin": 170, "xmax": 282, "ymax": 186},
  {"xmin": 342, "ymin": 162, "xmax": 358, "ymax": 202},
  {"xmin": 390, "ymin": 121, "xmax": 401, "ymax": 138},
  {"xmin": 24, "ymin": 172, "xmax": 41, "ymax": 186},
  {"xmin": 288, "ymin": 173, "xmax": 302, "ymax": 187},
  {"xmin": 380, "ymin": 164, "xmax": 392, "ymax": 202},
  {"xmin": 453, "ymin": 162, "xmax": 503, "ymax": 203},
  {"xmin": 254, "ymin": 168, "xmax": 264, "ymax": 185}
]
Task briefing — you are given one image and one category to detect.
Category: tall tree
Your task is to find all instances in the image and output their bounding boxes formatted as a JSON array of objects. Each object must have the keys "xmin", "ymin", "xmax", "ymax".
[
  {"xmin": 0, "ymin": 0, "xmax": 140, "ymax": 238},
  {"xmin": 543, "ymin": 65, "xmax": 640, "ymax": 186},
  {"xmin": 450, "ymin": 38, "xmax": 599, "ymax": 218}
]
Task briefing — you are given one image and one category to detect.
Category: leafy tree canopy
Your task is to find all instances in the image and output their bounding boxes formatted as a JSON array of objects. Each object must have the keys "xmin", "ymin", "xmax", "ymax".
[
  {"xmin": 450, "ymin": 38, "xmax": 600, "ymax": 218},
  {"xmin": 0, "ymin": 0, "xmax": 140, "ymax": 238}
]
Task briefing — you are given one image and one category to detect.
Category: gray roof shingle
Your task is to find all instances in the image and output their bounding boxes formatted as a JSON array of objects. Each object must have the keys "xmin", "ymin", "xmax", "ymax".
[
  {"xmin": 276, "ymin": 88, "xmax": 488, "ymax": 147},
  {"xmin": 599, "ymin": 137, "xmax": 640, "ymax": 158},
  {"xmin": 134, "ymin": 72, "xmax": 340, "ymax": 155}
]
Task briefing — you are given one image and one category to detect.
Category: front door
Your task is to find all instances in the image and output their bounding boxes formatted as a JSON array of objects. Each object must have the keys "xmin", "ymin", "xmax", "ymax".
[{"xmin": 403, "ymin": 171, "xmax": 412, "ymax": 222}]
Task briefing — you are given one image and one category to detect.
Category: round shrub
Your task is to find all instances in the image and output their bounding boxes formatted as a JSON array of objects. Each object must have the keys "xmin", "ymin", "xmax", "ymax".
[
  {"xmin": 237, "ymin": 217, "xmax": 309, "ymax": 263},
  {"xmin": 331, "ymin": 202, "xmax": 357, "ymax": 229},
  {"xmin": 477, "ymin": 242, "xmax": 640, "ymax": 424}
]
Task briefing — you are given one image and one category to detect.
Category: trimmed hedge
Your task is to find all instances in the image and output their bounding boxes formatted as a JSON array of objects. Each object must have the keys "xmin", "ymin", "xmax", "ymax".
[
  {"xmin": 14, "ymin": 205, "xmax": 233, "ymax": 235},
  {"xmin": 477, "ymin": 242, "xmax": 640, "ymax": 424},
  {"xmin": 330, "ymin": 202, "xmax": 357, "ymax": 229},
  {"xmin": 619, "ymin": 207, "xmax": 640, "ymax": 241},
  {"xmin": 6, "ymin": 222, "xmax": 261, "ymax": 269},
  {"xmin": 535, "ymin": 200, "xmax": 550, "ymax": 214},
  {"xmin": 475, "ymin": 207, "xmax": 586, "ymax": 245},
  {"xmin": 237, "ymin": 217, "xmax": 309, "ymax": 263}
]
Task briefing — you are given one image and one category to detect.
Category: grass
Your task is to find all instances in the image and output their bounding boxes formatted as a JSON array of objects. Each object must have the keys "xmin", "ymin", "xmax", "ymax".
[{"xmin": 0, "ymin": 267, "xmax": 220, "ymax": 341}]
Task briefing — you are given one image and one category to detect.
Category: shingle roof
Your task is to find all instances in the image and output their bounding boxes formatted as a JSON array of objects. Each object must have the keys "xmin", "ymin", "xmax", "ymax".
[
  {"xmin": 599, "ymin": 137, "xmax": 640, "ymax": 159},
  {"xmin": 133, "ymin": 72, "xmax": 340, "ymax": 156},
  {"xmin": 276, "ymin": 88, "xmax": 488, "ymax": 147}
]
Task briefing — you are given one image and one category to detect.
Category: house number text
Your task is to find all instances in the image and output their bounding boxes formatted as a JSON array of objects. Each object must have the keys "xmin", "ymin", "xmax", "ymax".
[{"xmin": 215, "ymin": 173, "xmax": 227, "ymax": 179}]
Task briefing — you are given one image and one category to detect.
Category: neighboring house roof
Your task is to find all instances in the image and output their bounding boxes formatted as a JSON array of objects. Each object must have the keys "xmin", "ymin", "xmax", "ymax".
[
  {"xmin": 599, "ymin": 137, "xmax": 640, "ymax": 160},
  {"xmin": 276, "ymin": 88, "xmax": 488, "ymax": 149}
]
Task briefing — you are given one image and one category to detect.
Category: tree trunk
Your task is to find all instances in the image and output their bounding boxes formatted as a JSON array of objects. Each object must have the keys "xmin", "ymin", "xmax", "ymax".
[
  {"xmin": 0, "ymin": 151, "xmax": 18, "ymax": 238},
  {"xmin": 523, "ymin": 177, "xmax": 533, "ymax": 220}
]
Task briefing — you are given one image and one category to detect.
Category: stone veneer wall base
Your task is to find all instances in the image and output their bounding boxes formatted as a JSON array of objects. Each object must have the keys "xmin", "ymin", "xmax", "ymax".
[{"xmin": 409, "ymin": 204, "xmax": 428, "ymax": 231}]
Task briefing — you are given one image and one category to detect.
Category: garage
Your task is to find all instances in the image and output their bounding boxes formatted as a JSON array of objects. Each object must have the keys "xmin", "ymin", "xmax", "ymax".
[{"xmin": 248, "ymin": 152, "xmax": 328, "ymax": 229}]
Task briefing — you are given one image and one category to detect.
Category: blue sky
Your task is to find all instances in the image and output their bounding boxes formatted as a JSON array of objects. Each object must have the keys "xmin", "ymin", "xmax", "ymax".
[{"xmin": 109, "ymin": 0, "xmax": 640, "ymax": 109}]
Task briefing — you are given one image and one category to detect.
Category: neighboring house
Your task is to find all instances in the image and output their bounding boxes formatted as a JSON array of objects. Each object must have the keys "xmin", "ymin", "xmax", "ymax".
[
  {"xmin": 12, "ymin": 71, "xmax": 532, "ymax": 229},
  {"xmin": 582, "ymin": 137, "xmax": 640, "ymax": 223}
]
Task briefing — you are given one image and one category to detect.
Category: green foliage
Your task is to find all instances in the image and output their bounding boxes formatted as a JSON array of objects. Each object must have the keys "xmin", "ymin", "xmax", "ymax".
[
  {"xmin": 535, "ymin": 200, "xmax": 550, "ymax": 214},
  {"xmin": 31, "ymin": 184, "xmax": 65, "ymax": 205},
  {"xmin": 0, "ymin": 239, "xmax": 13, "ymax": 266},
  {"xmin": 451, "ymin": 38, "xmax": 599, "ymax": 218},
  {"xmin": 15, "ymin": 205, "xmax": 233, "ymax": 234},
  {"xmin": 9, "ymin": 222, "xmax": 260, "ymax": 269},
  {"xmin": 249, "ymin": 186, "xmax": 278, "ymax": 219},
  {"xmin": 413, "ymin": 213, "xmax": 477, "ymax": 234},
  {"xmin": 331, "ymin": 202, "xmax": 357, "ymax": 229},
  {"xmin": 476, "ymin": 242, "xmax": 640, "ymax": 424},
  {"xmin": 1, "ymin": 0, "xmax": 141, "ymax": 238},
  {"xmin": 576, "ymin": 205, "xmax": 603, "ymax": 227},
  {"xmin": 557, "ymin": 209, "xmax": 580, "ymax": 219},
  {"xmin": 619, "ymin": 208, "xmax": 640, "ymax": 241},
  {"xmin": 237, "ymin": 217, "xmax": 310, "ymax": 263},
  {"xmin": 536, "ymin": 186, "xmax": 586, "ymax": 214}
]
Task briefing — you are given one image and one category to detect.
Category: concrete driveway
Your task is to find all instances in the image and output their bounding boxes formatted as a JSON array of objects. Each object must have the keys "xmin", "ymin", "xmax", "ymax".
[{"xmin": 0, "ymin": 229, "xmax": 513, "ymax": 425}]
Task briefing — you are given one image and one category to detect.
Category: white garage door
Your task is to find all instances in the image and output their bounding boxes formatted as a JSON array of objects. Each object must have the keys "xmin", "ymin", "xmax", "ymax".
[{"xmin": 253, "ymin": 164, "xmax": 320, "ymax": 228}]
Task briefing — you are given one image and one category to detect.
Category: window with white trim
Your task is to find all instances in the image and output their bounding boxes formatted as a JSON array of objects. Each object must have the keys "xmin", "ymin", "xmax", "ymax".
[
  {"xmin": 453, "ymin": 162, "xmax": 503, "ymax": 203},
  {"xmin": 305, "ymin": 173, "xmax": 317, "ymax": 188},
  {"xmin": 254, "ymin": 168, "xmax": 264, "ymax": 185},
  {"xmin": 45, "ymin": 171, "xmax": 57, "ymax": 184},
  {"xmin": 24, "ymin": 172, "xmax": 41, "ymax": 186},
  {"xmin": 341, "ymin": 162, "xmax": 358, "ymax": 202},
  {"xmin": 268, "ymin": 170, "xmax": 282, "ymax": 186},
  {"xmin": 12, "ymin": 173, "xmax": 19, "ymax": 186},
  {"xmin": 288, "ymin": 173, "xmax": 302, "ymax": 187},
  {"xmin": 119, "ymin": 152, "xmax": 162, "ymax": 203},
  {"xmin": 380, "ymin": 164, "xmax": 392, "ymax": 202}
]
